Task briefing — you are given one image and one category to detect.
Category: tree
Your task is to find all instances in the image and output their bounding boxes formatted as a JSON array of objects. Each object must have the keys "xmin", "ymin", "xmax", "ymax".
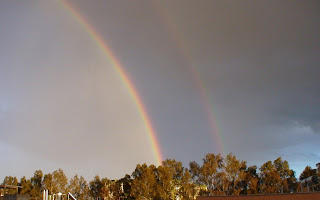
[
  {"xmin": 43, "ymin": 169, "xmax": 68, "ymax": 195},
  {"xmin": 178, "ymin": 169, "xmax": 198, "ymax": 200},
  {"xmin": 2, "ymin": 176, "xmax": 19, "ymax": 186},
  {"xmin": 108, "ymin": 180, "xmax": 123, "ymax": 200},
  {"xmin": 43, "ymin": 173, "xmax": 53, "ymax": 194},
  {"xmin": 131, "ymin": 164, "xmax": 157, "ymax": 200},
  {"xmin": 68, "ymin": 175, "xmax": 89, "ymax": 200},
  {"xmin": 52, "ymin": 169, "xmax": 68, "ymax": 194},
  {"xmin": 100, "ymin": 177, "xmax": 118, "ymax": 200},
  {"xmin": 2, "ymin": 176, "xmax": 19, "ymax": 195},
  {"xmin": 189, "ymin": 161, "xmax": 201, "ymax": 184},
  {"xmin": 222, "ymin": 154, "xmax": 247, "ymax": 195},
  {"xmin": 259, "ymin": 160, "xmax": 282, "ymax": 194},
  {"xmin": 89, "ymin": 175, "xmax": 117, "ymax": 200},
  {"xmin": 241, "ymin": 165, "xmax": 259, "ymax": 194},
  {"xmin": 19, "ymin": 177, "xmax": 32, "ymax": 195},
  {"xmin": 30, "ymin": 170, "xmax": 43, "ymax": 197},
  {"xmin": 69, "ymin": 175, "xmax": 80, "ymax": 198},
  {"xmin": 118, "ymin": 174, "xmax": 133, "ymax": 199},
  {"xmin": 155, "ymin": 165, "xmax": 176, "ymax": 200},
  {"xmin": 89, "ymin": 175, "xmax": 102, "ymax": 200},
  {"xmin": 190, "ymin": 153, "xmax": 224, "ymax": 195},
  {"xmin": 78, "ymin": 176, "xmax": 89, "ymax": 200},
  {"xmin": 273, "ymin": 157, "xmax": 296, "ymax": 193},
  {"xmin": 299, "ymin": 166, "xmax": 317, "ymax": 180},
  {"xmin": 162, "ymin": 159, "xmax": 199, "ymax": 200},
  {"xmin": 162, "ymin": 159, "xmax": 184, "ymax": 180}
]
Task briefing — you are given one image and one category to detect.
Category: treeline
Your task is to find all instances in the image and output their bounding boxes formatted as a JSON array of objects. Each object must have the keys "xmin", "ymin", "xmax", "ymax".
[{"xmin": 1, "ymin": 153, "xmax": 320, "ymax": 200}]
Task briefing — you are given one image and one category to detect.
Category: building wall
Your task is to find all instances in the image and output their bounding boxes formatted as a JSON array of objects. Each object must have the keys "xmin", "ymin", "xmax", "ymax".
[
  {"xmin": 197, "ymin": 192, "xmax": 320, "ymax": 200},
  {"xmin": 3, "ymin": 194, "xmax": 30, "ymax": 200}
]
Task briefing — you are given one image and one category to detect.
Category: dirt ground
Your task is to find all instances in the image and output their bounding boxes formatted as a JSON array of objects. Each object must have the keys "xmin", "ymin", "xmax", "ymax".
[{"xmin": 197, "ymin": 192, "xmax": 320, "ymax": 200}]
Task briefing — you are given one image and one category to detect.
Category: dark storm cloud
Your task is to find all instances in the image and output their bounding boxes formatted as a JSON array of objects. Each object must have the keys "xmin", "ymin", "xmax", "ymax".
[
  {"xmin": 196, "ymin": 1, "xmax": 320, "ymax": 133},
  {"xmin": 129, "ymin": 0, "xmax": 320, "ymax": 165},
  {"xmin": 0, "ymin": 0, "xmax": 319, "ymax": 179},
  {"xmin": 155, "ymin": 0, "xmax": 320, "ymax": 129}
]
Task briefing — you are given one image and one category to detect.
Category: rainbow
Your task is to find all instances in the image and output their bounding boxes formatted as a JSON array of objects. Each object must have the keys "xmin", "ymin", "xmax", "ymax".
[
  {"xmin": 60, "ymin": 0, "xmax": 163, "ymax": 165},
  {"xmin": 152, "ymin": 1, "xmax": 226, "ymax": 155}
]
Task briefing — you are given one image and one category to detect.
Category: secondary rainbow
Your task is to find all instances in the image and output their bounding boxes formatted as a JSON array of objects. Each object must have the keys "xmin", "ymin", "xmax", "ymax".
[
  {"xmin": 60, "ymin": 0, "xmax": 163, "ymax": 165},
  {"xmin": 153, "ymin": 1, "xmax": 226, "ymax": 155}
]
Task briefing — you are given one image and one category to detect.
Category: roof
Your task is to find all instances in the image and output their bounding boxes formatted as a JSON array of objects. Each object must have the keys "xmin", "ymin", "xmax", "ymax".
[{"xmin": 0, "ymin": 185, "xmax": 23, "ymax": 189}]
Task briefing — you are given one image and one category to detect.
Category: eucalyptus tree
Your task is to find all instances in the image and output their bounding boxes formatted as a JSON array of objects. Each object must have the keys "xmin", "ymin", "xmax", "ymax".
[
  {"xmin": 178, "ymin": 169, "xmax": 198, "ymax": 200},
  {"xmin": 118, "ymin": 174, "xmax": 133, "ymax": 199},
  {"xmin": 259, "ymin": 160, "xmax": 281, "ymax": 193},
  {"xmin": 89, "ymin": 175, "xmax": 102, "ymax": 199},
  {"xmin": 273, "ymin": 157, "xmax": 296, "ymax": 193},
  {"xmin": 131, "ymin": 164, "xmax": 157, "ymax": 200},
  {"xmin": 68, "ymin": 175, "xmax": 89, "ymax": 200},
  {"xmin": 2, "ymin": 176, "xmax": 19, "ymax": 194},
  {"xmin": 156, "ymin": 164, "xmax": 176, "ymax": 200},
  {"xmin": 299, "ymin": 166, "xmax": 317, "ymax": 180},
  {"xmin": 52, "ymin": 169, "xmax": 68, "ymax": 194},
  {"xmin": 258, "ymin": 158, "xmax": 296, "ymax": 194},
  {"xmin": 222, "ymin": 154, "xmax": 247, "ymax": 195},
  {"xmin": 31, "ymin": 170, "xmax": 43, "ymax": 197},
  {"xmin": 43, "ymin": 173, "xmax": 53, "ymax": 194},
  {"xmin": 189, "ymin": 153, "xmax": 224, "ymax": 195},
  {"xmin": 43, "ymin": 169, "xmax": 68, "ymax": 195},
  {"xmin": 241, "ymin": 165, "xmax": 259, "ymax": 194},
  {"xmin": 19, "ymin": 176, "xmax": 32, "ymax": 195}
]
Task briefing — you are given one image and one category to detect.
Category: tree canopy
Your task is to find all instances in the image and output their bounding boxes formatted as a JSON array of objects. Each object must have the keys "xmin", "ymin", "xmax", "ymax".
[{"xmin": 1, "ymin": 154, "xmax": 318, "ymax": 200}]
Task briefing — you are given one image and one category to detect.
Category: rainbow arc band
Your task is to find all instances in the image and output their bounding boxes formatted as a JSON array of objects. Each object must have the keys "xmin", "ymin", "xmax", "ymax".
[
  {"xmin": 60, "ymin": 0, "xmax": 163, "ymax": 166},
  {"xmin": 152, "ymin": 1, "xmax": 225, "ymax": 154}
]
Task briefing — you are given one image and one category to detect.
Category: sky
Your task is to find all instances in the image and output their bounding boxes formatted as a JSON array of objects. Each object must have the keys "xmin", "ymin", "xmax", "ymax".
[{"xmin": 0, "ymin": 0, "xmax": 320, "ymax": 181}]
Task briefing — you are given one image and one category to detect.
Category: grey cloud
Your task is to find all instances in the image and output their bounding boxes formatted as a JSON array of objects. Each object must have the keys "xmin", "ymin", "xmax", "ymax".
[{"xmin": 1, "ymin": 0, "xmax": 319, "ymax": 179}]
